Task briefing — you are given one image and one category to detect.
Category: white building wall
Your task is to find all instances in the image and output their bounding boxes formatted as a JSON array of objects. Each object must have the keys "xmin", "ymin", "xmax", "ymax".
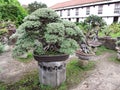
[
  {"xmin": 118, "ymin": 17, "xmax": 120, "ymax": 23},
  {"xmin": 90, "ymin": 6, "xmax": 98, "ymax": 16},
  {"xmin": 103, "ymin": 17, "xmax": 113, "ymax": 25},
  {"xmin": 55, "ymin": 1, "xmax": 120, "ymax": 24}
]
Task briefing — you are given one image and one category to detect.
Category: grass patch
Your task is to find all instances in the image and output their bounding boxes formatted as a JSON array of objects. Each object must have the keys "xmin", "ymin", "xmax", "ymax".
[
  {"xmin": 0, "ymin": 59, "xmax": 95, "ymax": 90},
  {"xmin": 16, "ymin": 52, "xmax": 33, "ymax": 63},
  {"xmin": 96, "ymin": 46, "xmax": 115, "ymax": 55}
]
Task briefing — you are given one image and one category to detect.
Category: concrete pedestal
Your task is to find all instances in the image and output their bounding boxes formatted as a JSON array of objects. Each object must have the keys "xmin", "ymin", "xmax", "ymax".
[{"xmin": 38, "ymin": 61, "xmax": 66, "ymax": 87}]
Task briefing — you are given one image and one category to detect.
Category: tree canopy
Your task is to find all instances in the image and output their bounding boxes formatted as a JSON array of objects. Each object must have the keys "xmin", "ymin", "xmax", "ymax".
[
  {"xmin": 28, "ymin": 1, "xmax": 47, "ymax": 14},
  {"xmin": 0, "ymin": 0, "xmax": 27, "ymax": 25}
]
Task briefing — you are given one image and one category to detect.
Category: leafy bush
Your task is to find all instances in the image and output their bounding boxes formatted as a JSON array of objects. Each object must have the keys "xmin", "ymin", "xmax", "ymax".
[
  {"xmin": 100, "ymin": 23, "xmax": 120, "ymax": 38},
  {"xmin": 109, "ymin": 23, "xmax": 120, "ymax": 33},
  {"xmin": 0, "ymin": 0, "xmax": 27, "ymax": 25},
  {"xmin": 12, "ymin": 8, "xmax": 86, "ymax": 57}
]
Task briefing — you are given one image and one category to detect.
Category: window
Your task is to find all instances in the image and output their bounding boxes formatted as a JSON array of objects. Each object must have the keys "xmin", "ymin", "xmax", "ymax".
[
  {"xmin": 60, "ymin": 10, "xmax": 62, "ymax": 16},
  {"xmin": 68, "ymin": 18, "xmax": 71, "ymax": 21},
  {"xmin": 113, "ymin": 16, "xmax": 118, "ymax": 23},
  {"xmin": 76, "ymin": 18, "xmax": 79, "ymax": 22},
  {"xmin": 98, "ymin": 5, "xmax": 103, "ymax": 14},
  {"xmin": 86, "ymin": 7, "xmax": 90, "ymax": 15},
  {"xmin": 67, "ymin": 9, "xmax": 70, "ymax": 16},
  {"xmin": 75, "ymin": 8, "xmax": 79, "ymax": 16},
  {"xmin": 114, "ymin": 3, "xmax": 120, "ymax": 14}
]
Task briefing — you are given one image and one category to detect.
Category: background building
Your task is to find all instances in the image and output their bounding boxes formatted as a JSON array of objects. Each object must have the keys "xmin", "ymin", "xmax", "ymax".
[{"xmin": 50, "ymin": 0, "xmax": 120, "ymax": 24}]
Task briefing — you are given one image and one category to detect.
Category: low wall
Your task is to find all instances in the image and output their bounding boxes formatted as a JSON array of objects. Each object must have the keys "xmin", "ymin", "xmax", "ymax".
[{"xmin": 98, "ymin": 37, "xmax": 117, "ymax": 50}]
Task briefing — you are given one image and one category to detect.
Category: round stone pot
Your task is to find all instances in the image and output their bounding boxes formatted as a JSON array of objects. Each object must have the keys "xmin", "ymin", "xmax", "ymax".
[{"xmin": 34, "ymin": 54, "xmax": 69, "ymax": 87}]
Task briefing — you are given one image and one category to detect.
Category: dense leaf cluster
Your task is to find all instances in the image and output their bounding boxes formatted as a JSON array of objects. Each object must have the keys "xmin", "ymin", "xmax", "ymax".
[
  {"xmin": 12, "ymin": 8, "xmax": 85, "ymax": 57},
  {"xmin": 28, "ymin": 1, "xmax": 47, "ymax": 14},
  {"xmin": 0, "ymin": 0, "xmax": 27, "ymax": 25}
]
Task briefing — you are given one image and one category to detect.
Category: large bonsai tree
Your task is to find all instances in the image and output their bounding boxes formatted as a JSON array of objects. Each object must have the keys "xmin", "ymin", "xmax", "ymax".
[{"xmin": 12, "ymin": 8, "xmax": 88, "ymax": 57}]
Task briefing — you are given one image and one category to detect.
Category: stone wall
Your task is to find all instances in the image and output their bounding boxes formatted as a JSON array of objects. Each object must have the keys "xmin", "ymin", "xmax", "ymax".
[{"xmin": 98, "ymin": 37, "xmax": 117, "ymax": 50}]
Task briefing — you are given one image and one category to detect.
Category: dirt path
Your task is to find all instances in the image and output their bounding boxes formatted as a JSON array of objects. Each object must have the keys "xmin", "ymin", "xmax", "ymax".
[
  {"xmin": 71, "ymin": 52, "xmax": 120, "ymax": 90},
  {"xmin": 0, "ymin": 51, "xmax": 38, "ymax": 83}
]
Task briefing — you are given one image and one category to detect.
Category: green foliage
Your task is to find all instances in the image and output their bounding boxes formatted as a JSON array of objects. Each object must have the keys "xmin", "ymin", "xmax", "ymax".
[
  {"xmin": 0, "ymin": 0, "xmax": 21, "ymax": 6},
  {"xmin": 85, "ymin": 15, "xmax": 106, "ymax": 28},
  {"xmin": 100, "ymin": 23, "xmax": 120, "ymax": 38},
  {"xmin": 28, "ymin": 1, "xmax": 47, "ymax": 14},
  {"xmin": 77, "ymin": 15, "xmax": 106, "ymax": 39},
  {"xmin": 0, "ymin": 59, "xmax": 95, "ymax": 90},
  {"xmin": 12, "ymin": 8, "xmax": 85, "ymax": 57},
  {"xmin": 0, "ymin": 28, "xmax": 8, "ymax": 36},
  {"xmin": 0, "ymin": 0, "xmax": 27, "ymax": 25},
  {"xmin": 110, "ymin": 23, "xmax": 120, "ymax": 33},
  {"xmin": 101, "ymin": 26, "xmax": 113, "ymax": 36}
]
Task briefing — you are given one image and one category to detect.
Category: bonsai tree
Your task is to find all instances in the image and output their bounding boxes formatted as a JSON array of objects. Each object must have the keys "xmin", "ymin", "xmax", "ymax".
[
  {"xmin": 83, "ymin": 15, "xmax": 106, "ymax": 40},
  {"xmin": 11, "ymin": 8, "xmax": 93, "ymax": 87},
  {"xmin": 11, "ymin": 8, "xmax": 88, "ymax": 57}
]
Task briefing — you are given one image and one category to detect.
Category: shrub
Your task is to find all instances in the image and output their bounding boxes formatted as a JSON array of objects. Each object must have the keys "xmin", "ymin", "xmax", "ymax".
[
  {"xmin": 100, "ymin": 23, "xmax": 120, "ymax": 37},
  {"xmin": 109, "ymin": 23, "xmax": 120, "ymax": 33},
  {"xmin": 0, "ymin": 0, "xmax": 27, "ymax": 25}
]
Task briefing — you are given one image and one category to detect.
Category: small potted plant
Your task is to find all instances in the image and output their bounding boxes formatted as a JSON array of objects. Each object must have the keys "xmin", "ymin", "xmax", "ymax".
[{"xmin": 11, "ymin": 8, "xmax": 86, "ymax": 87}]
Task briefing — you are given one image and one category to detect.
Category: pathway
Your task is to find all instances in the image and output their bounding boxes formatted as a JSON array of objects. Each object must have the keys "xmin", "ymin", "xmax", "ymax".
[
  {"xmin": 0, "ymin": 51, "xmax": 38, "ymax": 83},
  {"xmin": 71, "ymin": 52, "xmax": 120, "ymax": 90}
]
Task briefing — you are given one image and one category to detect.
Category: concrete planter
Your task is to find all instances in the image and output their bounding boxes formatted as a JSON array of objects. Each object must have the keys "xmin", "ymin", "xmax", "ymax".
[{"xmin": 34, "ymin": 54, "xmax": 69, "ymax": 87}]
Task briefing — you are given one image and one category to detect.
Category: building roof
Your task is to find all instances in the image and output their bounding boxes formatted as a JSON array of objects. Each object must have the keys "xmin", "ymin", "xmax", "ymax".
[{"xmin": 50, "ymin": 0, "xmax": 109, "ymax": 9}]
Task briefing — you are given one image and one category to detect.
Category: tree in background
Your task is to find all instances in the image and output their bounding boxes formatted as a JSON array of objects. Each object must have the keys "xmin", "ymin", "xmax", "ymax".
[
  {"xmin": 28, "ymin": 1, "xmax": 47, "ymax": 14},
  {"xmin": 0, "ymin": 0, "xmax": 27, "ymax": 25},
  {"xmin": 78, "ymin": 15, "xmax": 106, "ymax": 40},
  {"xmin": 0, "ymin": 0, "xmax": 20, "ymax": 6}
]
